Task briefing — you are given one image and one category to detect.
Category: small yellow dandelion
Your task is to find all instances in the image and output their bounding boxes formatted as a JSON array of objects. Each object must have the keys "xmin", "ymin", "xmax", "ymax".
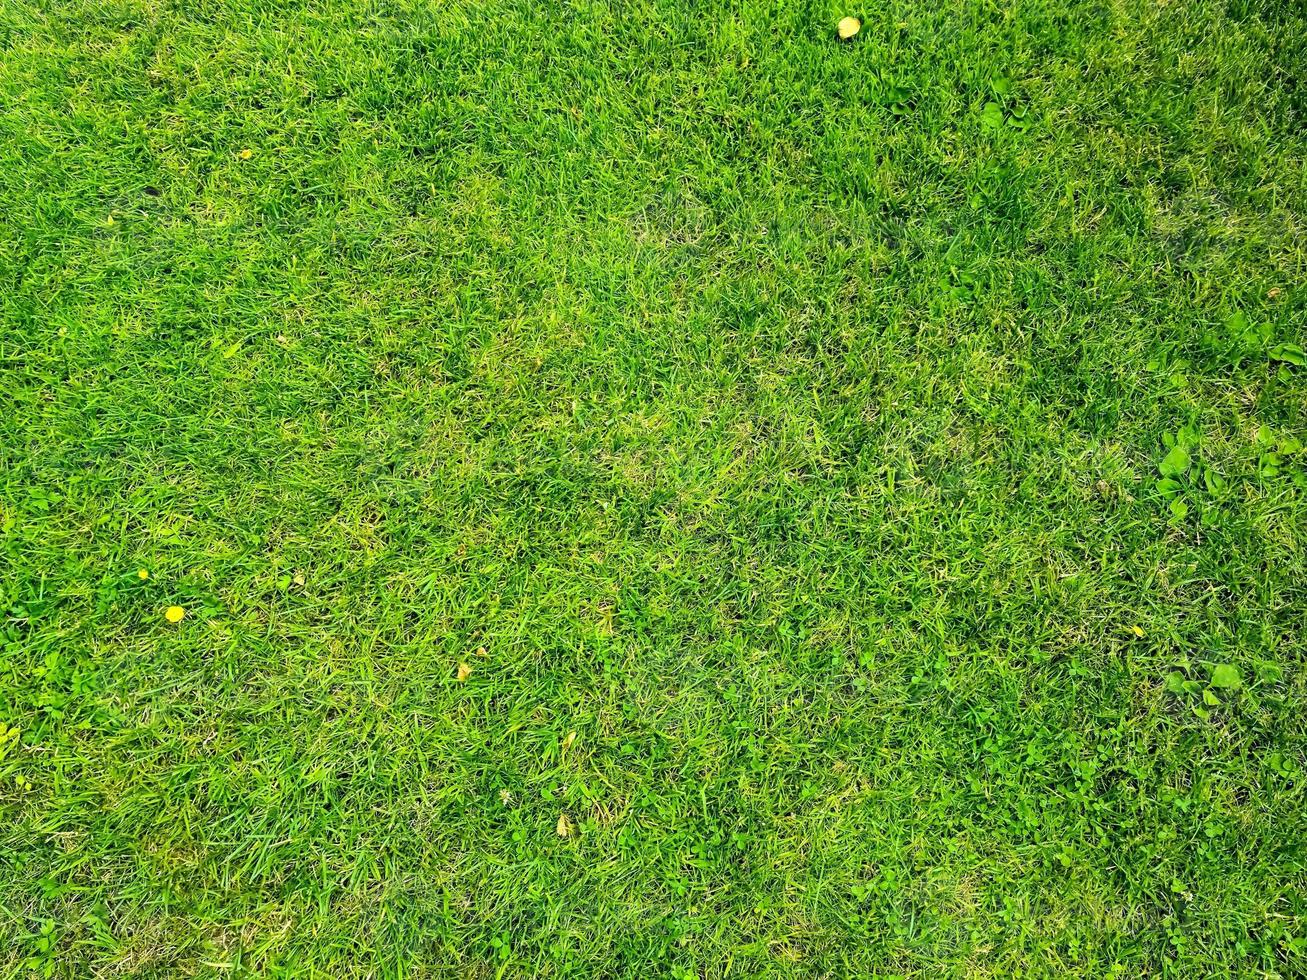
[
  {"xmin": 457, "ymin": 662, "xmax": 472, "ymax": 682},
  {"xmin": 137, "ymin": 569, "xmax": 150, "ymax": 580},
  {"xmin": 165, "ymin": 605, "xmax": 185, "ymax": 623},
  {"xmin": 238, "ymin": 148, "xmax": 253, "ymax": 160}
]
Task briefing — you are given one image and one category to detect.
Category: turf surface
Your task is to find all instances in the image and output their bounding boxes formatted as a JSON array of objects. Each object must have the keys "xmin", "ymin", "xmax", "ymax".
[{"xmin": 2, "ymin": 0, "xmax": 1306, "ymax": 975}]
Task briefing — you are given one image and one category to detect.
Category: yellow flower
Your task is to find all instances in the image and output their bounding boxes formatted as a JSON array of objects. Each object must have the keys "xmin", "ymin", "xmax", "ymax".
[
  {"xmin": 457, "ymin": 662, "xmax": 472, "ymax": 682},
  {"xmin": 165, "ymin": 605, "xmax": 185, "ymax": 623},
  {"xmin": 238, "ymin": 148, "xmax": 253, "ymax": 160},
  {"xmin": 137, "ymin": 569, "xmax": 150, "ymax": 580}
]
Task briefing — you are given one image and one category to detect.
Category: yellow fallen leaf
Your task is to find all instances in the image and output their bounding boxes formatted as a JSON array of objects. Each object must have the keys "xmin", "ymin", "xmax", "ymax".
[
  {"xmin": 837, "ymin": 16, "xmax": 861, "ymax": 39},
  {"xmin": 556, "ymin": 813, "xmax": 572, "ymax": 837},
  {"xmin": 292, "ymin": 572, "xmax": 305, "ymax": 587},
  {"xmin": 1131, "ymin": 625, "xmax": 1145, "ymax": 638},
  {"xmin": 165, "ymin": 605, "xmax": 185, "ymax": 623},
  {"xmin": 562, "ymin": 730, "xmax": 577, "ymax": 752},
  {"xmin": 457, "ymin": 662, "xmax": 472, "ymax": 682}
]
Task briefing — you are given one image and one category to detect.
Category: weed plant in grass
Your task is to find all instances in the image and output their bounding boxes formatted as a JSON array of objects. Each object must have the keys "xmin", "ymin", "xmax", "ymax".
[{"xmin": 2, "ymin": 0, "xmax": 1306, "ymax": 976}]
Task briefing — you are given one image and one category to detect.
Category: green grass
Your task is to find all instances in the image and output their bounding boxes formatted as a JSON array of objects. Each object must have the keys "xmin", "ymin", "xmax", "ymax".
[{"xmin": 2, "ymin": 0, "xmax": 1306, "ymax": 975}]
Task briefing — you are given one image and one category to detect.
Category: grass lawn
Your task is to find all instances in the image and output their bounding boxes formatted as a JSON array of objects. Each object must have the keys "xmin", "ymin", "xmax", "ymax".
[{"xmin": 2, "ymin": 0, "xmax": 1306, "ymax": 975}]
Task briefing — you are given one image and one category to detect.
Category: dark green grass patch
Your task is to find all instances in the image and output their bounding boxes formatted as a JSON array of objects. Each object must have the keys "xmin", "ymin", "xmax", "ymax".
[{"xmin": 2, "ymin": 0, "xmax": 1305, "ymax": 975}]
